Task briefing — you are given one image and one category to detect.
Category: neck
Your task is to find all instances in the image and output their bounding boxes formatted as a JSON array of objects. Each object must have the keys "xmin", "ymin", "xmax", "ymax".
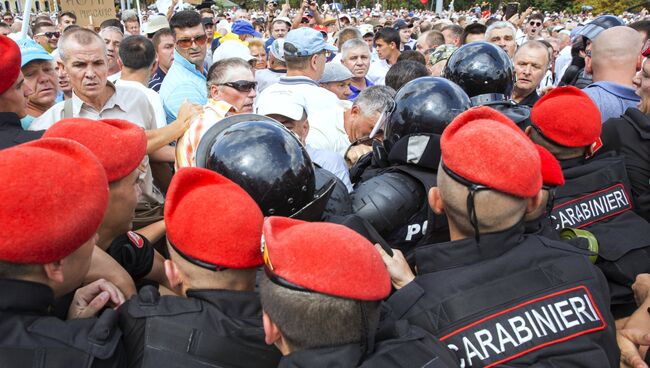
[
  {"xmin": 75, "ymin": 84, "xmax": 114, "ymax": 111},
  {"xmin": 350, "ymin": 76, "xmax": 367, "ymax": 89},
  {"xmin": 511, "ymin": 86, "xmax": 532, "ymax": 103},
  {"xmin": 387, "ymin": 51, "xmax": 399, "ymax": 65},
  {"xmin": 592, "ymin": 71, "xmax": 636, "ymax": 87},
  {"xmin": 286, "ymin": 69, "xmax": 318, "ymax": 81},
  {"xmin": 182, "ymin": 271, "xmax": 256, "ymax": 294},
  {"xmin": 96, "ymin": 225, "xmax": 121, "ymax": 251},
  {"xmin": 108, "ymin": 65, "xmax": 121, "ymax": 76},
  {"xmin": 120, "ymin": 68, "xmax": 151, "ymax": 86},
  {"xmin": 26, "ymin": 100, "xmax": 53, "ymax": 117},
  {"xmin": 159, "ymin": 64, "xmax": 170, "ymax": 74}
]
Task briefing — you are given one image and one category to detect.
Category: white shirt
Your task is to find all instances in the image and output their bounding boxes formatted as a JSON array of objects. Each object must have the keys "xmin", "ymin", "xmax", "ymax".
[
  {"xmin": 115, "ymin": 79, "xmax": 167, "ymax": 129},
  {"xmin": 367, "ymin": 58, "xmax": 390, "ymax": 86},
  {"xmin": 256, "ymin": 76, "xmax": 350, "ymax": 156},
  {"xmin": 554, "ymin": 45, "xmax": 572, "ymax": 85}
]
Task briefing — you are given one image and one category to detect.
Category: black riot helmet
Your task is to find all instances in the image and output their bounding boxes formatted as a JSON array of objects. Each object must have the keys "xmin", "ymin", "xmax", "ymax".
[
  {"xmin": 443, "ymin": 42, "xmax": 515, "ymax": 106},
  {"xmin": 382, "ymin": 76, "xmax": 471, "ymax": 153},
  {"xmin": 576, "ymin": 15, "xmax": 624, "ymax": 41},
  {"xmin": 195, "ymin": 114, "xmax": 334, "ymax": 220}
]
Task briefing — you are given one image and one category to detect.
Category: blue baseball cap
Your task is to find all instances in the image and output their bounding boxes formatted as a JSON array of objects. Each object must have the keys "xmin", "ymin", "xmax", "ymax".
[
  {"xmin": 284, "ymin": 27, "xmax": 336, "ymax": 57},
  {"xmin": 15, "ymin": 38, "xmax": 53, "ymax": 68},
  {"xmin": 231, "ymin": 20, "xmax": 256, "ymax": 36}
]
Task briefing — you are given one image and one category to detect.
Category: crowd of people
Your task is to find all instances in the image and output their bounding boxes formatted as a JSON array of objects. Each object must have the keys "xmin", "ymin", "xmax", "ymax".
[{"xmin": 4, "ymin": 1, "xmax": 650, "ymax": 367}]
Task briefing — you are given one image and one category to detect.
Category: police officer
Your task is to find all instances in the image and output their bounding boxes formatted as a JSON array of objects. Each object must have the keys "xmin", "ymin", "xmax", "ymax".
[
  {"xmin": 195, "ymin": 115, "xmax": 339, "ymax": 221},
  {"xmin": 378, "ymin": 106, "xmax": 619, "ymax": 367},
  {"xmin": 118, "ymin": 167, "xmax": 282, "ymax": 368},
  {"xmin": 44, "ymin": 118, "xmax": 172, "ymax": 295},
  {"xmin": 444, "ymin": 41, "xmax": 532, "ymax": 129},
  {"xmin": 0, "ymin": 138, "xmax": 127, "ymax": 367},
  {"xmin": 350, "ymin": 77, "xmax": 470, "ymax": 255},
  {"xmin": 0, "ymin": 35, "xmax": 42, "ymax": 149},
  {"xmin": 526, "ymin": 86, "xmax": 650, "ymax": 319},
  {"xmin": 260, "ymin": 217, "xmax": 460, "ymax": 367}
]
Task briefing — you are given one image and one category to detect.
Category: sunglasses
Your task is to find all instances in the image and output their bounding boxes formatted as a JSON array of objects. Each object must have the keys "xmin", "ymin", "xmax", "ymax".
[
  {"xmin": 529, "ymin": 21, "xmax": 542, "ymax": 27},
  {"xmin": 176, "ymin": 34, "xmax": 208, "ymax": 48},
  {"xmin": 643, "ymin": 39, "xmax": 650, "ymax": 57},
  {"xmin": 36, "ymin": 31, "xmax": 61, "ymax": 38},
  {"xmin": 218, "ymin": 80, "xmax": 257, "ymax": 92}
]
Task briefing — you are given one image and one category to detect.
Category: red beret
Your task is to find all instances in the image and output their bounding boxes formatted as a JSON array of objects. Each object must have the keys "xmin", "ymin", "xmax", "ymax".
[
  {"xmin": 262, "ymin": 217, "xmax": 391, "ymax": 301},
  {"xmin": 165, "ymin": 167, "xmax": 264, "ymax": 269},
  {"xmin": 0, "ymin": 138, "xmax": 108, "ymax": 264},
  {"xmin": 531, "ymin": 86, "xmax": 601, "ymax": 147},
  {"xmin": 441, "ymin": 106, "xmax": 542, "ymax": 198},
  {"xmin": 43, "ymin": 118, "xmax": 147, "ymax": 182},
  {"xmin": 0, "ymin": 35, "xmax": 21, "ymax": 95},
  {"xmin": 535, "ymin": 144, "xmax": 565, "ymax": 187}
]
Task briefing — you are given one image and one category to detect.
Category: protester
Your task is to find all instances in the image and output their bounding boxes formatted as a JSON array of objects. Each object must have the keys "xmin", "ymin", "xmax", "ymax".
[
  {"xmin": 32, "ymin": 21, "xmax": 59, "ymax": 53},
  {"xmin": 341, "ymin": 38, "xmax": 373, "ymax": 100},
  {"xmin": 149, "ymin": 28, "xmax": 175, "ymax": 92},
  {"xmin": 511, "ymin": 40, "xmax": 550, "ymax": 106},
  {"xmin": 485, "ymin": 21, "xmax": 517, "ymax": 58},
  {"xmin": 99, "ymin": 26, "xmax": 124, "ymax": 82},
  {"xmin": 319, "ymin": 62, "xmax": 353, "ymax": 100},
  {"xmin": 16, "ymin": 39, "xmax": 58, "ymax": 128},
  {"xmin": 367, "ymin": 27, "xmax": 401, "ymax": 85}
]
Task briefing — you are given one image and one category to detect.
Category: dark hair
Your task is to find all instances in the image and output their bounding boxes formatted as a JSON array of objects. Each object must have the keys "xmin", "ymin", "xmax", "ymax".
[
  {"xmin": 259, "ymin": 275, "xmax": 380, "ymax": 351},
  {"xmin": 32, "ymin": 21, "xmax": 54, "ymax": 35},
  {"xmin": 461, "ymin": 23, "xmax": 486, "ymax": 44},
  {"xmin": 199, "ymin": 8, "xmax": 215, "ymax": 17},
  {"xmin": 441, "ymin": 24, "xmax": 463, "ymax": 38},
  {"xmin": 385, "ymin": 60, "xmax": 429, "ymax": 91},
  {"xmin": 119, "ymin": 35, "xmax": 156, "ymax": 70},
  {"xmin": 527, "ymin": 13, "xmax": 544, "ymax": 23},
  {"xmin": 397, "ymin": 50, "xmax": 426, "ymax": 64},
  {"xmin": 0, "ymin": 22, "xmax": 9, "ymax": 29},
  {"xmin": 58, "ymin": 11, "xmax": 77, "ymax": 21},
  {"xmin": 169, "ymin": 10, "xmax": 202, "ymax": 37},
  {"xmin": 100, "ymin": 18, "xmax": 124, "ymax": 33},
  {"xmin": 0, "ymin": 261, "xmax": 39, "ymax": 279},
  {"xmin": 3, "ymin": 12, "xmax": 13, "ymax": 18},
  {"xmin": 630, "ymin": 20, "xmax": 650, "ymax": 42},
  {"xmin": 374, "ymin": 27, "xmax": 400, "ymax": 49},
  {"xmin": 152, "ymin": 27, "xmax": 173, "ymax": 50}
]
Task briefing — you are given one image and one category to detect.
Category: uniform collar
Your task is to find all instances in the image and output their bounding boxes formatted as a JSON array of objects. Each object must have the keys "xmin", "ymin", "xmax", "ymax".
[
  {"xmin": 0, "ymin": 279, "xmax": 54, "ymax": 315},
  {"xmin": 559, "ymin": 156, "xmax": 586, "ymax": 170},
  {"xmin": 186, "ymin": 289, "xmax": 262, "ymax": 319},
  {"xmin": 0, "ymin": 112, "xmax": 22, "ymax": 128},
  {"xmin": 415, "ymin": 222, "xmax": 526, "ymax": 274},
  {"xmin": 278, "ymin": 344, "xmax": 362, "ymax": 368}
]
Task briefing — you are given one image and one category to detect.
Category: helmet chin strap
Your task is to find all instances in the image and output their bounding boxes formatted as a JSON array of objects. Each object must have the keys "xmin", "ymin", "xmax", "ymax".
[{"xmin": 470, "ymin": 93, "xmax": 508, "ymax": 106}]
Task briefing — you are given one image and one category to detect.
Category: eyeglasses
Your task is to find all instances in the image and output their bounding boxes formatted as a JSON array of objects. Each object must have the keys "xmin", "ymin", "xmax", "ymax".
[
  {"xmin": 176, "ymin": 34, "xmax": 208, "ymax": 48},
  {"xmin": 218, "ymin": 80, "xmax": 257, "ymax": 92},
  {"xmin": 36, "ymin": 31, "xmax": 60, "ymax": 38},
  {"xmin": 528, "ymin": 21, "xmax": 542, "ymax": 27},
  {"xmin": 643, "ymin": 39, "xmax": 650, "ymax": 57}
]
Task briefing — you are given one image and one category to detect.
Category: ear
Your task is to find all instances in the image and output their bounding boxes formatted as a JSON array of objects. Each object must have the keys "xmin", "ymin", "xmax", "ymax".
[
  {"xmin": 209, "ymin": 84, "xmax": 221, "ymax": 99},
  {"xmin": 43, "ymin": 260, "xmax": 65, "ymax": 284},
  {"xmin": 310, "ymin": 54, "xmax": 319, "ymax": 70},
  {"xmin": 428, "ymin": 187, "xmax": 445, "ymax": 215},
  {"xmin": 350, "ymin": 104, "xmax": 361, "ymax": 117},
  {"xmin": 525, "ymin": 190, "xmax": 544, "ymax": 215},
  {"xmin": 117, "ymin": 57, "xmax": 124, "ymax": 69},
  {"xmin": 524, "ymin": 125, "xmax": 532, "ymax": 137},
  {"xmin": 150, "ymin": 59, "xmax": 159, "ymax": 75},
  {"xmin": 637, "ymin": 53, "xmax": 643, "ymax": 72},
  {"xmin": 585, "ymin": 54, "xmax": 592, "ymax": 74},
  {"xmin": 164, "ymin": 259, "xmax": 184, "ymax": 293},
  {"xmin": 262, "ymin": 311, "xmax": 283, "ymax": 346}
]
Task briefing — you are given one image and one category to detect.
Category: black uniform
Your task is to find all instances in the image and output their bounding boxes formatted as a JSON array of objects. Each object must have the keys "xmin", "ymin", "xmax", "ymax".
[
  {"xmin": 0, "ymin": 112, "xmax": 43, "ymax": 149},
  {"xmin": 106, "ymin": 231, "xmax": 155, "ymax": 282},
  {"xmin": 552, "ymin": 153, "xmax": 650, "ymax": 318},
  {"xmin": 598, "ymin": 107, "xmax": 650, "ymax": 222},
  {"xmin": 351, "ymin": 133, "xmax": 449, "ymax": 255},
  {"xmin": 277, "ymin": 321, "xmax": 460, "ymax": 368},
  {"xmin": 0, "ymin": 279, "xmax": 126, "ymax": 367},
  {"xmin": 382, "ymin": 223, "xmax": 619, "ymax": 367},
  {"xmin": 118, "ymin": 285, "xmax": 281, "ymax": 368}
]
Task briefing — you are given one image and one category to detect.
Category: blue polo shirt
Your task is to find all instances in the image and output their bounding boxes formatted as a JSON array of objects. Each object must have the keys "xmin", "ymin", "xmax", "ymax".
[
  {"xmin": 348, "ymin": 78, "xmax": 374, "ymax": 101},
  {"xmin": 159, "ymin": 50, "xmax": 208, "ymax": 123},
  {"xmin": 583, "ymin": 81, "xmax": 640, "ymax": 123}
]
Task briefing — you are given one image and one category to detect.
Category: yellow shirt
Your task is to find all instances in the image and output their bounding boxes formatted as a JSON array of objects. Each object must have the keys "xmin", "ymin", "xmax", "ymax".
[{"xmin": 175, "ymin": 98, "xmax": 235, "ymax": 169}]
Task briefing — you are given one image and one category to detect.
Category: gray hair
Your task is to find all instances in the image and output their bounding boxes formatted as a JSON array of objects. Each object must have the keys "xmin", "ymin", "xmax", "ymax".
[
  {"xmin": 99, "ymin": 26, "xmax": 124, "ymax": 37},
  {"xmin": 354, "ymin": 85, "xmax": 396, "ymax": 116},
  {"xmin": 485, "ymin": 21, "xmax": 516, "ymax": 40},
  {"xmin": 341, "ymin": 38, "xmax": 370, "ymax": 60},
  {"xmin": 58, "ymin": 27, "xmax": 105, "ymax": 61}
]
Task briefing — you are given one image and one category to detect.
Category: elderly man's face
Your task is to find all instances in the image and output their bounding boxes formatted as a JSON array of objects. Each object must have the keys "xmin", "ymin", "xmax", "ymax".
[
  {"xmin": 210, "ymin": 66, "xmax": 256, "ymax": 112},
  {"xmin": 125, "ymin": 20, "xmax": 140, "ymax": 35},
  {"xmin": 61, "ymin": 39, "xmax": 109, "ymax": 102},
  {"xmin": 101, "ymin": 29, "xmax": 122, "ymax": 73},
  {"xmin": 342, "ymin": 47, "xmax": 370, "ymax": 79},
  {"xmin": 174, "ymin": 24, "xmax": 208, "ymax": 69},
  {"xmin": 22, "ymin": 60, "xmax": 58, "ymax": 108},
  {"xmin": 514, "ymin": 46, "xmax": 548, "ymax": 95},
  {"xmin": 487, "ymin": 27, "xmax": 516, "ymax": 58}
]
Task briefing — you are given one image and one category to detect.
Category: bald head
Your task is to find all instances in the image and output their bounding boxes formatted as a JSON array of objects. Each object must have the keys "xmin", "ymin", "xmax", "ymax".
[{"xmin": 589, "ymin": 26, "xmax": 642, "ymax": 84}]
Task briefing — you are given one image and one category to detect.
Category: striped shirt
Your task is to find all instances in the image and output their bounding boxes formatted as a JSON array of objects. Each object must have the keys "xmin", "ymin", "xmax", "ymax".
[{"xmin": 175, "ymin": 98, "xmax": 235, "ymax": 169}]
